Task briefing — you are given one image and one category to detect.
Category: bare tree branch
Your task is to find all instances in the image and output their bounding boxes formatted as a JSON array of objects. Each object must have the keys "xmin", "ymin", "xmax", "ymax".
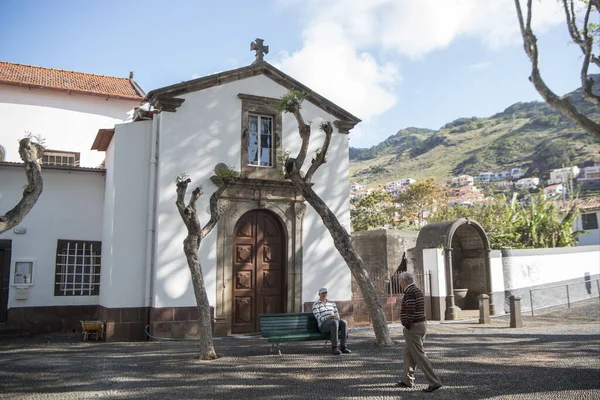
[
  {"xmin": 561, "ymin": 0, "xmax": 600, "ymax": 106},
  {"xmin": 304, "ymin": 122, "xmax": 333, "ymax": 183},
  {"xmin": 292, "ymin": 109, "xmax": 312, "ymax": 170},
  {"xmin": 283, "ymin": 95, "xmax": 394, "ymax": 346},
  {"xmin": 514, "ymin": 0, "xmax": 600, "ymax": 140},
  {"xmin": 0, "ymin": 138, "xmax": 44, "ymax": 234}
]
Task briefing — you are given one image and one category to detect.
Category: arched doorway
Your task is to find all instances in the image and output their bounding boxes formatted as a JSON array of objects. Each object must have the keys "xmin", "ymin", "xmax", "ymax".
[{"xmin": 231, "ymin": 210, "xmax": 286, "ymax": 333}]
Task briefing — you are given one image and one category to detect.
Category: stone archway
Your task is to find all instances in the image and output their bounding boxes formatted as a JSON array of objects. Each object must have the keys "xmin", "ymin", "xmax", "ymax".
[
  {"xmin": 413, "ymin": 218, "xmax": 492, "ymax": 320},
  {"xmin": 212, "ymin": 178, "xmax": 306, "ymax": 336}
]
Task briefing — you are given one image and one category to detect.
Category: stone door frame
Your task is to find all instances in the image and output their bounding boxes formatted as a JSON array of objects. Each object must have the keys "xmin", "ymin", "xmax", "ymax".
[{"xmin": 213, "ymin": 178, "xmax": 306, "ymax": 336}]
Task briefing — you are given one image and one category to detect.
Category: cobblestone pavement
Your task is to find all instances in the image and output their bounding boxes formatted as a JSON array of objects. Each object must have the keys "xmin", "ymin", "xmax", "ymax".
[{"xmin": 1, "ymin": 299, "xmax": 599, "ymax": 400}]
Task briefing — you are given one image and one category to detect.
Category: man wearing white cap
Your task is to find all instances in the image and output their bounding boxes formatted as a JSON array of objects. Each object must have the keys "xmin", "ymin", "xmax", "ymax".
[{"xmin": 312, "ymin": 287, "xmax": 351, "ymax": 355}]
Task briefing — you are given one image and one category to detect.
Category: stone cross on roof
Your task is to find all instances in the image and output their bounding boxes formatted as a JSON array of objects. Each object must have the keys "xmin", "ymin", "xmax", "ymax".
[{"xmin": 251, "ymin": 38, "xmax": 269, "ymax": 64}]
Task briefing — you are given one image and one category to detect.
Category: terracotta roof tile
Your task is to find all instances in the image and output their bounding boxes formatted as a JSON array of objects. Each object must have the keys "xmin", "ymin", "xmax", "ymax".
[
  {"xmin": 0, "ymin": 61, "xmax": 145, "ymax": 101},
  {"xmin": 578, "ymin": 195, "xmax": 600, "ymax": 211}
]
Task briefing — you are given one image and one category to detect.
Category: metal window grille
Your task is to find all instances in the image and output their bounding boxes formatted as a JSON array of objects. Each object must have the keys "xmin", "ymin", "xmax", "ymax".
[{"xmin": 54, "ymin": 240, "xmax": 101, "ymax": 296}]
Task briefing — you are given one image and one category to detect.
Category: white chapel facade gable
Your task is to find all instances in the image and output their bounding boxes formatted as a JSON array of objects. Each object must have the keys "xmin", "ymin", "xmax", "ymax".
[{"xmin": 100, "ymin": 57, "xmax": 360, "ymax": 338}]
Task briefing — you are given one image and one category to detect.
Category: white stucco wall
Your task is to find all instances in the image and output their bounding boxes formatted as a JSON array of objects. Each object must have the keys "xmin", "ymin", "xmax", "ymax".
[
  {"xmin": 575, "ymin": 210, "xmax": 600, "ymax": 246},
  {"xmin": 0, "ymin": 85, "xmax": 139, "ymax": 167},
  {"xmin": 99, "ymin": 120, "xmax": 153, "ymax": 308},
  {"xmin": 501, "ymin": 246, "xmax": 600, "ymax": 290},
  {"xmin": 152, "ymin": 74, "xmax": 352, "ymax": 308},
  {"xmin": 423, "ymin": 249, "xmax": 446, "ymax": 297},
  {"xmin": 0, "ymin": 165, "xmax": 105, "ymax": 308}
]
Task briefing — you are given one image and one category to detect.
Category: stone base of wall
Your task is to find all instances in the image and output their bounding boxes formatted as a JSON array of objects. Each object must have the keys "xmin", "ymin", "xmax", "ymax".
[
  {"xmin": 147, "ymin": 306, "xmax": 214, "ymax": 340},
  {"xmin": 98, "ymin": 306, "xmax": 149, "ymax": 342},
  {"xmin": 6, "ymin": 305, "xmax": 98, "ymax": 335},
  {"xmin": 3, "ymin": 305, "xmax": 216, "ymax": 342}
]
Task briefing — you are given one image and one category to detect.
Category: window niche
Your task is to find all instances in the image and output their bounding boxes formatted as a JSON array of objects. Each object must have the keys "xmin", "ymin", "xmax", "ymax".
[{"xmin": 238, "ymin": 93, "xmax": 283, "ymax": 180}]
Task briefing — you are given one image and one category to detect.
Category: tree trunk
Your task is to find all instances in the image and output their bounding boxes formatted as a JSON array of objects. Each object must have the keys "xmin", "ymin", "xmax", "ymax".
[
  {"xmin": 0, "ymin": 138, "xmax": 44, "ymax": 234},
  {"xmin": 183, "ymin": 234, "xmax": 218, "ymax": 360},
  {"xmin": 175, "ymin": 179, "xmax": 231, "ymax": 360},
  {"xmin": 287, "ymin": 170, "xmax": 394, "ymax": 346}
]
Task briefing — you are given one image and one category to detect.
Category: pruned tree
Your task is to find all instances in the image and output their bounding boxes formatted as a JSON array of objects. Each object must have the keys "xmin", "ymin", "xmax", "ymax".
[
  {"xmin": 280, "ymin": 89, "xmax": 394, "ymax": 346},
  {"xmin": 514, "ymin": 0, "xmax": 600, "ymax": 140},
  {"xmin": 175, "ymin": 165, "xmax": 236, "ymax": 360},
  {"xmin": 351, "ymin": 190, "xmax": 395, "ymax": 231},
  {"xmin": 0, "ymin": 137, "xmax": 45, "ymax": 234},
  {"xmin": 395, "ymin": 178, "xmax": 449, "ymax": 226}
]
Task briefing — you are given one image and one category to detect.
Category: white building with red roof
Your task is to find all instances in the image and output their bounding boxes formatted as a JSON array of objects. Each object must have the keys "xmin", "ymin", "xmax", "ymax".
[{"xmin": 0, "ymin": 61, "xmax": 144, "ymax": 167}]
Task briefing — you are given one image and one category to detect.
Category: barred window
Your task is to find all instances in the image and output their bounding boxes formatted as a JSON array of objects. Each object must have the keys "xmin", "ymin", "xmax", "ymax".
[{"xmin": 54, "ymin": 240, "xmax": 101, "ymax": 296}]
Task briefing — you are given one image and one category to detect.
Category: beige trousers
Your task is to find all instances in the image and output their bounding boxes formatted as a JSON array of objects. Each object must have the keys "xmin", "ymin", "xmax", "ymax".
[{"xmin": 402, "ymin": 321, "xmax": 442, "ymax": 387}]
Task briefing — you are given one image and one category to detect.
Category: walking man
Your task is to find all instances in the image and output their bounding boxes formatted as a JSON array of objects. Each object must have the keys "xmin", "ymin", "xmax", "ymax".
[
  {"xmin": 312, "ymin": 287, "xmax": 351, "ymax": 355},
  {"xmin": 397, "ymin": 272, "xmax": 442, "ymax": 392}
]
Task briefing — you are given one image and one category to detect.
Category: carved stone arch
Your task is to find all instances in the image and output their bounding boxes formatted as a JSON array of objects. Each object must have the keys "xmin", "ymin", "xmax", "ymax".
[
  {"xmin": 213, "ymin": 179, "xmax": 306, "ymax": 336},
  {"xmin": 414, "ymin": 218, "xmax": 493, "ymax": 321}
]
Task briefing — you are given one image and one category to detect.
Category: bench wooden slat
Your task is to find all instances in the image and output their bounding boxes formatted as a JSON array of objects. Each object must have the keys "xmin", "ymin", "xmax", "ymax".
[{"xmin": 258, "ymin": 312, "xmax": 330, "ymax": 344}]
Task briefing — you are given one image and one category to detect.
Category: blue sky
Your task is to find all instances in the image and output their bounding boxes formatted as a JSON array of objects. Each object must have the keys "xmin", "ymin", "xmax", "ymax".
[{"xmin": 1, "ymin": 0, "xmax": 597, "ymax": 148}]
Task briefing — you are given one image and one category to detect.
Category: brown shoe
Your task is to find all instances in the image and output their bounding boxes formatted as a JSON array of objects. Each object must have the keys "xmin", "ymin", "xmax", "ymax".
[
  {"xmin": 340, "ymin": 346, "xmax": 352, "ymax": 354},
  {"xmin": 331, "ymin": 347, "xmax": 342, "ymax": 355}
]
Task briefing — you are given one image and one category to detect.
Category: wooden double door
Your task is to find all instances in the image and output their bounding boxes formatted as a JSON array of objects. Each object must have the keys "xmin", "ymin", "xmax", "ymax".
[{"xmin": 231, "ymin": 210, "xmax": 285, "ymax": 334}]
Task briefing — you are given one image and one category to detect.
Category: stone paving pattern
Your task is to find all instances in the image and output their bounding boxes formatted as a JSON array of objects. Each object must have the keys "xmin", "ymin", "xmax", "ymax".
[{"xmin": 0, "ymin": 299, "xmax": 599, "ymax": 399}]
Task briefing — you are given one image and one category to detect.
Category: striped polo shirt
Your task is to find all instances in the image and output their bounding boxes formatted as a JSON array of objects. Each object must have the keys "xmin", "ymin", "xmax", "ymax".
[
  {"xmin": 401, "ymin": 283, "xmax": 426, "ymax": 326},
  {"xmin": 312, "ymin": 300, "xmax": 339, "ymax": 328}
]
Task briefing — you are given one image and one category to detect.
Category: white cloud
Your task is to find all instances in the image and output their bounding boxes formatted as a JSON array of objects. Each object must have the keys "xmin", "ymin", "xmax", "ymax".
[
  {"xmin": 274, "ymin": 0, "xmax": 565, "ymax": 128},
  {"xmin": 274, "ymin": 21, "xmax": 399, "ymax": 121}
]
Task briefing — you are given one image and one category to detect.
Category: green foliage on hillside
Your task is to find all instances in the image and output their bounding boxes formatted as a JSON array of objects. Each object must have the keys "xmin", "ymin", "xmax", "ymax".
[
  {"xmin": 349, "ymin": 76, "xmax": 600, "ymax": 187},
  {"xmin": 430, "ymin": 195, "xmax": 580, "ymax": 249},
  {"xmin": 349, "ymin": 127, "xmax": 434, "ymax": 161}
]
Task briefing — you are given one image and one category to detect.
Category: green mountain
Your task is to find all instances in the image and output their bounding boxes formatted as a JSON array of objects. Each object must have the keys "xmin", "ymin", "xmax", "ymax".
[{"xmin": 349, "ymin": 75, "xmax": 600, "ymax": 186}]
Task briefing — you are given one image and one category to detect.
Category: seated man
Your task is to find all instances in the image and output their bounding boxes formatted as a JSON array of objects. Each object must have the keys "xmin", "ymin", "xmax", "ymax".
[{"xmin": 312, "ymin": 287, "xmax": 351, "ymax": 355}]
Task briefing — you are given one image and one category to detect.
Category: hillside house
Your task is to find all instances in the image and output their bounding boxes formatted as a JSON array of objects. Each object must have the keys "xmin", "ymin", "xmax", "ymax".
[
  {"xmin": 547, "ymin": 166, "xmax": 580, "ymax": 185},
  {"xmin": 510, "ymin": 167, "xmax": 525, "ymax": 179},
  {"xmin": 543, "ymin": 183, "xmax": 565, "ymax": 200},
  {"xmin": 515, "ymin": 177, "xmax": 540, "ymax": 190},
  {"xmin": 349, "ymin": 182, "xmax": 364, "ymax": 191},
  {"xmin": 450, "ymin": 175, "xmax": 474, "ymax": 187},
  {"xmin": 577, "ymin": 165, "xmax": 600, "ymax": 192},
  {"xmin": 575, "ymin": 195, "xmax": 600, "ymax": 246},
  {"xmin": 0, "ymin": 48, "xmax": 360, "ymax": 340}
]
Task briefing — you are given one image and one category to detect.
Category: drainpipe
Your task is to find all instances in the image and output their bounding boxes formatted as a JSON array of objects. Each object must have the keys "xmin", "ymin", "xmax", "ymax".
[{"xmin": 144, "ymin": 112, "xmax": 160, "ymax": 336}]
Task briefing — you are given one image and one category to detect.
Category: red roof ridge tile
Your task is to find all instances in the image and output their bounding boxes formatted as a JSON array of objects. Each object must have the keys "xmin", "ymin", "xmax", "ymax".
[{"xmin": 0, "ymin": 60, "xmax": 145, "ymax": 101}]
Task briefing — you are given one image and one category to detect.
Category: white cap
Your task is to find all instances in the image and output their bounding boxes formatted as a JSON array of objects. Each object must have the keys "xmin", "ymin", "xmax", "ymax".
[{"xmin": 318, "ymin": 287, "xmax": 328, "ymax": 294}]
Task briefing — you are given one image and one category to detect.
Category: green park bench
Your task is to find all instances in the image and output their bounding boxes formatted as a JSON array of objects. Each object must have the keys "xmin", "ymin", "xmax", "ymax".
[{"xmin": 258, "ymin": 312, "xmax": 331, "ymax": 355}]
